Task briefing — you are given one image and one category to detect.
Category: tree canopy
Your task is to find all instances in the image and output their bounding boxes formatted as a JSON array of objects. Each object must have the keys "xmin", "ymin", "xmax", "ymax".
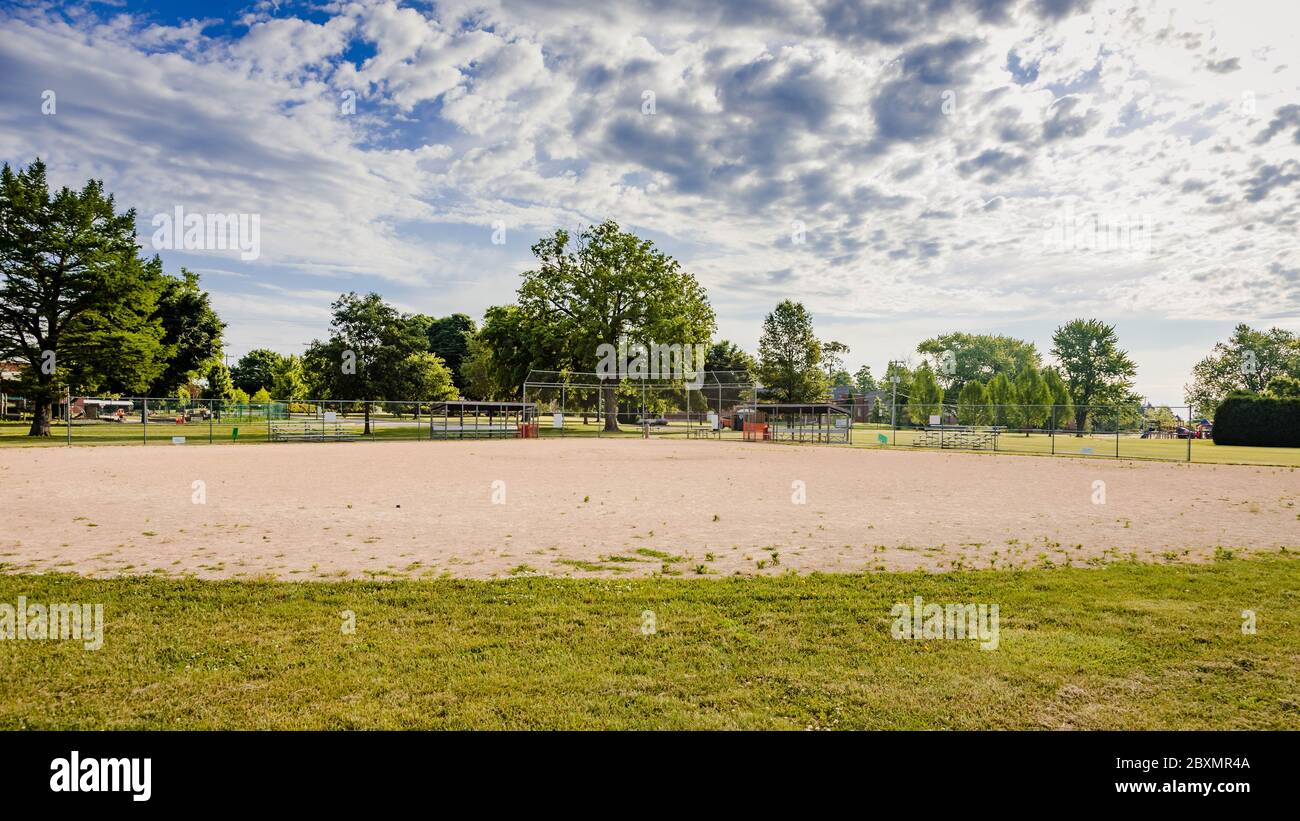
[
  {"xmin": 1185, "ymin": 324, "xmax": 1299, "ymax": 411},
  {"xmin": 756, "ymin": 300, "xmax": 827, "ymax": 403},
  {"xmin": 231, "ymin": 349, "xmax": 282, "ymax": 395},
  {"xmin": 905, "ymin": 362, "xmax": 944, "ymax": 424},
  {"xmin": 704, "ymin": 339, "xmax": 755, "ymax": 375},
  {"xmin": 516, "ymin": 220, "xmax": 715, "ymax": 429},
  {"xmin": 1051, "ymin": 318, "xmax": 1137, "ymax": 432},
  {"xmin": 425, "ymin": 313, "xmax": 476, "ymax": 389},
  {"xmin": 302, "ymin": 292, "xmax": 447, "ymax": 431},
  {"xmin": 144, "ymin": 267, "xmax": 225, "ymax": 397},
  {"xmin": 916, "ymin": 332, "xmax": 1040, "ymax": 400},
  {"xmin": 0, "ymin": 159, "xmax": 222, "ymax": 434}
]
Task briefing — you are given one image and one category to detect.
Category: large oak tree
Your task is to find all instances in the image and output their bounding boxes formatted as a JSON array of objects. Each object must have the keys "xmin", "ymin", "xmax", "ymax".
[{"xmin": 516, "ymin": 220, "xmax": 715, "ymax": 431}]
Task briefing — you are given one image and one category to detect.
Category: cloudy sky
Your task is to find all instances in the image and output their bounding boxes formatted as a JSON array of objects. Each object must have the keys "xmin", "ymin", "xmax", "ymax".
[{"xmin": 2, "ymin": 0, "xmax": 1297, "ymax": 405}]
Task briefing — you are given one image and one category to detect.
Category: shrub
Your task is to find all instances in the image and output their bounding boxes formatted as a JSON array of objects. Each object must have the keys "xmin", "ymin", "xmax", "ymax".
[{"xmin": 1213, "ymin": 395, "xmax": 1300, "ymax": 447}]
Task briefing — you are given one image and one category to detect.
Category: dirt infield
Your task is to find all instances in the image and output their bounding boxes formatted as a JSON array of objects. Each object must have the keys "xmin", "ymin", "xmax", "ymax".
[{"xmin": 1, "ymin": 438, "xmax": 1296, "ymax": 579}]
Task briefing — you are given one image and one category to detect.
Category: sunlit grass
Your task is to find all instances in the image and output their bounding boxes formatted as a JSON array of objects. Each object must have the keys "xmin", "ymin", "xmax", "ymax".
[{"xmin": 1, "ymin": 553, "xmax": 1296, "ymax": 729}]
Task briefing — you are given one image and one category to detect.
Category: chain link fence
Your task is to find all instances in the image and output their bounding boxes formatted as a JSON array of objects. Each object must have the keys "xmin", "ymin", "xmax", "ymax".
[
  {"xmin": 849, "ymin": 401, "xmax": 1209, "ymax": 462},
  {"xmin": 3, "ymin": 393, "xmax": 1275, "ymax": 465},
  {"xmin": 0, "ymin": 395, "xmax": 539, "ymax": 446}
]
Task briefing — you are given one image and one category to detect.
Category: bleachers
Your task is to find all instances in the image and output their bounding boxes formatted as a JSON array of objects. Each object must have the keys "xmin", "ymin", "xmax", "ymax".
[
  {"xmin": 427, "ymin": 423, "xmax": 519, "ymax": 439},
  {"xmin": 912, "ymin": 425, "xmax": 1004, "ymax": 450},
  {"xmin": 269, "ymin": 420, "xmax": 358, "ymax": 442}
]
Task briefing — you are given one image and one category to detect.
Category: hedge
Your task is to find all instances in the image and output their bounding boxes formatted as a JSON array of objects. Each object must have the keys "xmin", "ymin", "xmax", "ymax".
[{"xmin": 1213, "ymin": 396, "xmax": 1300, "ymax": 447}]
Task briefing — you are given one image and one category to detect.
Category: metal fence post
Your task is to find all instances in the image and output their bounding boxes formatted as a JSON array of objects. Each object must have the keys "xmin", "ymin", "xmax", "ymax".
[
  {"xmin": 1050, "ymin": 404, "xmax": 1055, "ymax": 455},
  {"xmin": 717, "ymin": 384, "xmax": 722, "ymax": 440},
  {"xmin": 1115, "ymin": 408, "xmax": 1120, "ymax": 458},
  {"xmin": 66, "ymin": 387, "xmax": 72, "ymax": 446},
  {"xmin": 142, "ymin": 397, "xmax": 148, "ymax": 445}
]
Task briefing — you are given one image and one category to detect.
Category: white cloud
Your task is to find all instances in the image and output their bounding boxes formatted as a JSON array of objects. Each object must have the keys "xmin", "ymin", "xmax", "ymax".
[{"xmin": 1, "ymin": 0, "xmax": 1297, "ymax": 402}]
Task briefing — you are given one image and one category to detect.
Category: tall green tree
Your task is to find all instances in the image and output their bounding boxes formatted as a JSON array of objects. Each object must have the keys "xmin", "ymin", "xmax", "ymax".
[
  {"xmin": 704, "ymin": 339, "xmax": 755, "ymax": 375},
  {"xmin": 828, "ymin": 369, "xmax": 854, "ymax": 388},
  {"xmin": 517, "ymin": 221, "xmax": 715, "ymax": 431},
  {"xmin": 1051, "ymin": 319, "xmax": 1138, "ymax": 434},
  {"xmin": 821, "ymin": 340, "xmax": 850, "ymax": 376},
  {"xmin": 204, "ymin": 361, "xmax": 235, "ymax": 401},
  {"xmin": 426, "ymin": 313, "xmax": 476, "ymax": 389},
  {"xmin": 394, "ymin": 351, "xmax": 458, "ymax": 401},
  {"xmin": 956, "ymin": 379, "xmax": 989, "ymax": 425},
  {"xmin": 1043, "ymin": 366, "xmax": 1073, "ymax": 430},
  {"xmin": 1012, "ymin": 364, "xmax": 1052, "ymax": 432},
  {"xmin": 301, "ymin": 292, "xmax": 430, "ymax": 433},
  {"xmin": 0, "ymin": 159, "xmax": 169, "ymax": 435},
  {"xmin": 230, "ymin": 348, "xmax": 282, "ymax": 395},
  {"xmin": 853, "ymin": 365, "xmax": 877, "ymax": 395},
  {"xmin": 756, "ymin": 300, "xmax": 826, "ymax": 403},
  {"xmin": 985, "ymin": 371, "xmax": 1016, "ymax": 426},
  {"xmin": 1185, "ymin": 324, "xmax": 1299, "ymax": 412},
  {"xmin": 144, "ymin": 268, "xmax": 225, "ymax": 396},
  {"xmin": 460, "ymin": 305, "xmax": 545, "ymax": 401},
  {"xmin": 905, "ymin": 362, "xmax": 944, "ymax": 424},
  {"xmin": 916, "ymin": 332, "xmax": 1040, "ymax": 401},
  {"xmin": 270, "ymin": 354, "xmax": 308, "ymax": 400}
]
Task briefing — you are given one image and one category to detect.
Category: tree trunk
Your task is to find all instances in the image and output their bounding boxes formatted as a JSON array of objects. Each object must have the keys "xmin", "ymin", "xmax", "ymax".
[
  {"xmin": 364, "ymin": 401, "xmax": 371, "ymax": 435},
  {"xmin": 603, "ymin": 385, "xmax": 620, "ymax": 432},
  {"xmin": 29, "ymin": 400, "xmax": 52, "ymax": 437},
  {"xmin": 27, "ymin": 379, "xmax": 56, "ymax": 437},
  {"xmin": 1074, "ymin": 405, "xmax": 1087, "ymax": 437}
]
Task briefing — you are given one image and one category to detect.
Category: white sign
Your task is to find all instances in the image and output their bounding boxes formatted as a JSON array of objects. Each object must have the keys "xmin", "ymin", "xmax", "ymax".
[
  {"xmin": 707, "ymin": 412, "xmax": 719, "ymax": 431},
  {"xmin": 929, "ymin": 415, "xmax": 941, "ymax": 426},
  {"xmin": 323, "ymin": 411, "xmax": 338, "ymax": 423},
  {"xmin": 552, "ymin": 412, "xmax": 564, "ymax": 429},
  {"xmin": 171, "ymin": 436, "xmax": 186, "ymax": 445}
]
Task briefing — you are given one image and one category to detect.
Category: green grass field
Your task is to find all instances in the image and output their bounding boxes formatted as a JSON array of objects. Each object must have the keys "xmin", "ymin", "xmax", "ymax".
[
  {"xmin": 3, "ymin": 416, "xmax": 1298, "ymax": 466},
  {"xmin": 1, "ymin": 553, "xmax": 1296, "ymax": 729}
]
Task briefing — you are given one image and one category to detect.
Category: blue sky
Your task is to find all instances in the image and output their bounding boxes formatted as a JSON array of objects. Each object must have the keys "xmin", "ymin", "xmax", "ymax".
[{"xmin": 2, "ymin": 0, "xmax": 1298, "ymax": 404}]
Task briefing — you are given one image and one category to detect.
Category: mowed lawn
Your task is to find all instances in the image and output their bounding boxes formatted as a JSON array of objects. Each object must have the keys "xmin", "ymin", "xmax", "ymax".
[
  {"xmin": 1, "ymin": 553, "xmax": 1296, "ymax": 729},
  {"xmin": 5, "ymin": 419, "xmax": 1299, "ymax": 466}
]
